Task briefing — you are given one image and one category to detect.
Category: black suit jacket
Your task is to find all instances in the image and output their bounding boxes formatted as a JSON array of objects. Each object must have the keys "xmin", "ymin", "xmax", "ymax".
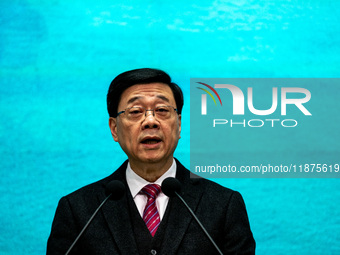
[{"xmin": 47, "ymin": 159, "xmax": 255, "ymax": 254}]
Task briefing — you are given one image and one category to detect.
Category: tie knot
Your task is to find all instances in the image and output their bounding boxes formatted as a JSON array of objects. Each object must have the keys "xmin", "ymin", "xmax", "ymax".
[{"xmin": 141, "ymin": 184, "xmax": 161, "ymax": 199}]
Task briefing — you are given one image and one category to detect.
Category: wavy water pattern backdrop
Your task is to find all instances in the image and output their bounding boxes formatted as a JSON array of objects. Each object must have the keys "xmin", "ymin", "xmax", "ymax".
[{"xmin": 1, "ymin": 1, "xmax": 340, "ymax": 254}]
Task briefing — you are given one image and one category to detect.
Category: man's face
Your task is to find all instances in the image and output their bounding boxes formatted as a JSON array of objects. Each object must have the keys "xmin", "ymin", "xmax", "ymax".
[{"xmin": 109, "ymin": 83, "xmax": 181, "ymax": 168}]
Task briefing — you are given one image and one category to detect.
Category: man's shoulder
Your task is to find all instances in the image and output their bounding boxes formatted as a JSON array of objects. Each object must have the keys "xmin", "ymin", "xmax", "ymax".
[
  {"xmin": 62, "ymin": 161, "xmax": 128, "ymax": 201},
  {"xmin": 191, "ymin": 176, "xmax": 237, "ymax": 201},
  {"xmin": 177, "ymin": 163, "xmax": 246, "ymax": 217},
  {"xmin": 176, "ymin": 159, "xmax": 237, "ymax": 198}
]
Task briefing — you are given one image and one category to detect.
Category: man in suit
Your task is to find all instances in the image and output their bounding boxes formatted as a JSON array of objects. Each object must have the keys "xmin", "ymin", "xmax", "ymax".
[{"xmin": 47, "ymin": 68, "xmax": 255, "ymax": 254}]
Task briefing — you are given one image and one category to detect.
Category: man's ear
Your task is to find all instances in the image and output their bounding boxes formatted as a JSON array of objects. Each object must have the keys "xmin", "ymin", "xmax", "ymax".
[
  {"xmin": 109, "ymin": 117, "xmax": 119, "ymax": 142},
  {"xmin": 178, "ymin": 114, "xmax": 182, "ymax": 139}
]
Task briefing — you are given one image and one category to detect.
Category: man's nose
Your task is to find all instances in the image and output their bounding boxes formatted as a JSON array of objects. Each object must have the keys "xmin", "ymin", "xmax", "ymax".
[
  {"xmin": 145, "ymin": 109, "xmax": 155, "ymax": 117},
  {"xmin": 142, "ymin": 110, "xmax": 159, "ymax": 129}
]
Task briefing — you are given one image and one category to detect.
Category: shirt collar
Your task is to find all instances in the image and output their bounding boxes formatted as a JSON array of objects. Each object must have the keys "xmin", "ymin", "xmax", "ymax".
[{"xmin": 126, "ymin": 159, "xmax": 177, "ymax": 198}]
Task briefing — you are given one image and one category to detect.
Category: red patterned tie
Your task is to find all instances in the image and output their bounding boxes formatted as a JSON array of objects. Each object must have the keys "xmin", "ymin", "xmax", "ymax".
[{"xmin": 141, "ymin": 184, "xmax": 161, "ymax": 237}]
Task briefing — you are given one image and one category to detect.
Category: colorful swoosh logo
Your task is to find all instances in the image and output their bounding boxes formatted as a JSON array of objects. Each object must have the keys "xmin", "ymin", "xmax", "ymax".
[{"xmin": 196, "ymin": 82, "xmax": 223, "ymax": 106}]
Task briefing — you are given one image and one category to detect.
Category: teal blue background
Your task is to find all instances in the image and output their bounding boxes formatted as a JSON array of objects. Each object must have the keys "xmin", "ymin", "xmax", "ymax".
[{"xmin": 1, "ymin": 0, "xmax": 340, "ymax": 254}]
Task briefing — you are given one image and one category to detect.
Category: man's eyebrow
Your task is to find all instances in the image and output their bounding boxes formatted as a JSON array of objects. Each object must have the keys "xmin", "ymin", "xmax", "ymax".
[
  {"xmin": 126, "ymin": 95, "xmax": 170, "ymax": 105},
  {"xmin": 156, "ymin": 95, "xmax": 170, "ymax": 103},
  {"xmin": 126, "ymin": 96, "xmax": 141, "ymax": 105}
]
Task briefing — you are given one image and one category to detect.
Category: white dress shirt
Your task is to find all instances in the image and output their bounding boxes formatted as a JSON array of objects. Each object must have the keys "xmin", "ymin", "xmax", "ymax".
[{"xmin": 126, "ymin": 159, "xmax": 177, "ymax": 220}]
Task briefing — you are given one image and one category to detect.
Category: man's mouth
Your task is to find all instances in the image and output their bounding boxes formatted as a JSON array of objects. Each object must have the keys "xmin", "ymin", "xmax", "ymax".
[{"xmin": 141, "ymin": 138, "xmax": 162, "ymax": 144}]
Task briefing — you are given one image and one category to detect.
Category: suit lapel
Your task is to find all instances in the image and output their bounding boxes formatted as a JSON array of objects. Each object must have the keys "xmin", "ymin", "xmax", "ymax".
[
  {"xmin": 160, "ymin": 160, "xmax": 204, "ymax": 254},
  {"xmin": 98, "ymin": 162, "xmax": 140, "ymax": 255}
]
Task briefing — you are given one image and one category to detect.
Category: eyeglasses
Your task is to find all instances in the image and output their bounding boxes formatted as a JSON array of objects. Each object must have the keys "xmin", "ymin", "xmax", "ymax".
[{"xmin": 117, "ymin": 105, "xmax": 178, "ymax": 121}]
